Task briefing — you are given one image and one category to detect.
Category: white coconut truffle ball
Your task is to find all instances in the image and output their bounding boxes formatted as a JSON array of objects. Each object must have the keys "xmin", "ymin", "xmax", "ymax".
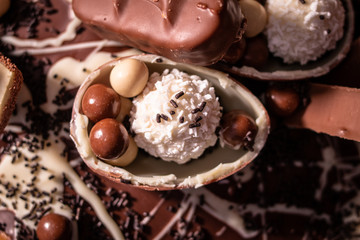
[
  {"xmin": 264, "ymin": 0, "xmax": 345, "ymax": 65},
  {"xmin": 130, "ymin": 69, "xmax": 222, "ymax": 164}
]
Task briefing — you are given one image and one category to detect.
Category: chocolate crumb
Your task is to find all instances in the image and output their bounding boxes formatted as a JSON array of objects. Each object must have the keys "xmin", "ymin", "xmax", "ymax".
[
  {"xmin": 179, "ymin": 116, "xmax": 185, "ymax": 123},
  {"xmin": 299, "ymin": 0, "xmax": 306, "ymax": 4},
  {"xmin": 170, "ymin": 110, "xmax": 175, "ymax": 115},
  {"xmin": 195, "ymin": 116, "xmax": 203, "ymax": 122},
  {"xmin": 319, "ymin": 15, "xmax": 325, "ymax": 20}
]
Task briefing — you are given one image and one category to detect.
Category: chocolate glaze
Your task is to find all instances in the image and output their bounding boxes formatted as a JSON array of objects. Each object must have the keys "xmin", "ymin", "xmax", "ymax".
[{"xmin": 72, "ymin": 0, "xmax": 245, "ymax": 66}]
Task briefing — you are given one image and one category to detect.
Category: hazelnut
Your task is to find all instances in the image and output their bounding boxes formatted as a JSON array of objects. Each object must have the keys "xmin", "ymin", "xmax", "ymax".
[
  {"xmin": 81, "ymin": 83, "xmax": 121, "ymax": 123},
  {"xmin": 266, "ymin": 86, "xmax": 300, "ymax": 117},
  {"xmin": 110, "ymin": 59, "xmax": 149, "ymax": 98},
  {"xmin": 220, "ymin": 110, "xmax": 258, "ymax": 150},
  {"xmin": 36, "ymin": 213, "xmax": 72, "ymax": 240},
  {"xmin": 89, "ymin": 118, "xmax": 129, "ymax": 160},
  {"xmin": 239, "ymin": 0, "xmax": 267, "ymax": 38},
  {"xmin": 0, "ymin": 0, "xmax": 10, "ymax": 17}
]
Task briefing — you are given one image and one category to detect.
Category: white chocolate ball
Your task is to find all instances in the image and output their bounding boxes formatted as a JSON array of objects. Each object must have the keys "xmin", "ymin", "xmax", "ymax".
[
  {"xmin": 116, "ymin": 96, "xmax": 132, "ymax": 123},
  {"xmin": 110, "ymin": 59, "xmax": 149, "ymax": 98},
  {"xmin": 0, "ymin": 0, "xmax": 10, "ymax": 17},
  {"xmin": 104, "ymin": 136, "xmax": 138, "ymax": 167},
  {"xmin": 239, "ymin": 0, "xmax": 267, "ymax": 38}
]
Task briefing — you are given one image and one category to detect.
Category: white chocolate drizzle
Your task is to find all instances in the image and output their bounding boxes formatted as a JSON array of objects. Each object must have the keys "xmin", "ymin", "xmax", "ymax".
[{"xmin": 0, "ymin": 10, "xmax": 81, "ymax": 49}]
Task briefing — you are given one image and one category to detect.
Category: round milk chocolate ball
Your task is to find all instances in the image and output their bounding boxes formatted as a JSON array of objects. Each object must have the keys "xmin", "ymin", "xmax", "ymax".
[
  {"xmin": 110, "ymin": 59, "xmax": 149, "ymax": 98},
  {"xmin": 89, "ymin": 118, "xmax": 129, "ymax": 160},
  {"xmin": 36, "ymin": 213, "xmax": 72, "ymax": 240},
  {"xmin": 266, "ymin": 86, "xmax": 300, "ymax": 117},
  {"xmin": 220, "ymin": 110, "xmax": 258, "ymax": 150},
  {"xmin": 81, "ymin": 83, "xmax": 121, "ymax": 123}
]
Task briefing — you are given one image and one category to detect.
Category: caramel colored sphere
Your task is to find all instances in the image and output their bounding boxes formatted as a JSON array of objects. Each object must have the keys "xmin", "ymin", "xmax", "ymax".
[
  {"xmin": 36, "ymin": 213, "xmax": 72, "ymax": 240},
  {"xmin": 266, "ymin": 86, "xmax": 300, "ymax": 117},
  {"xmin": 220, "ymin": 110, "xmax": 258, "ymax": 150},
  {"xmin": 89, "ymin": 118, "xmax": 129, "ymax": 160},
  {"xmin": 81, "ymin": 83, "xmax": 121, "ymax": 123},
  {"xmin": 239, "ymin": 0, "xmax": 267, "ymax": 38},
  {"xmin": 110, "ymin": 59, "xmax": 149, "ymax": 98}
]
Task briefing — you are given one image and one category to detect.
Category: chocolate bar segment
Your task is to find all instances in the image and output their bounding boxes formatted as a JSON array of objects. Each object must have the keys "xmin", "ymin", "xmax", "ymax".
[
  {"xmin": 285, "ymin": 83, "xmax": 360, "ymax": 142},
  {"xmin": 72, "ymin": 0, "xmax": 244, "ymax": 66}
]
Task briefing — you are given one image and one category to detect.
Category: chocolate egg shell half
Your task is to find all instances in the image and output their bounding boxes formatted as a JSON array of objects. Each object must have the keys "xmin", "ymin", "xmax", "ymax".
[
  {"xmin": 70, "ymin": 54, "xmax": 270, "ymax": 190},
  {"xmin": 217, "ymin": 0, "xmax": 354, "ymax": 81}
]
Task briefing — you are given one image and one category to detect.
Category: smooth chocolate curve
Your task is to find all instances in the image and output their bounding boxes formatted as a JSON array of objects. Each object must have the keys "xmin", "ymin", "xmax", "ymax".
[{"xmin": 72, "ymin": 0, "xmax": 244, "ymax": 66}]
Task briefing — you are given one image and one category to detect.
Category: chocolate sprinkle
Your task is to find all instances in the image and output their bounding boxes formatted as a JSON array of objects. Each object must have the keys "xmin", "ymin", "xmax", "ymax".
[
  {"xmin": 156, "ymin": 114, "xmax": 161, "ymax": 123},
  {"xmin": 170, "ymin": 99, "xmax": 178, "ymax": 108},
  {"xmin": 189, "ymin": 123, "xmax": 201, "ymax": 128},
  {"xmin": 175, "ymin": 91, "xmax": 185, "ymax": 99}
]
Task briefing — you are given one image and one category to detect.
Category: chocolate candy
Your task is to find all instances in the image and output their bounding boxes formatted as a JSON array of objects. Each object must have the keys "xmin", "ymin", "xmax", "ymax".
[
  {"xmin": 239, "ymin": 0, "xmax": 267, "ymax": 38},
  {"xmin": 81, "ymin": 83, "xmax": 121, "ymax": 123},
  {"xmin": 266, "ymin": 86, "xmax": 300, "ymax": 117},
  {"xmin": 220, "ymin": 110, "xmax": 258, "ymax": 150},
  {"xmin": 36, "ymin": 213, "xmax": 72, "ymax": 240},
  {"xmin": 72, "ymin": 0, "xmax": 245, "ymax": 66},
  {"xmin": 89, "ymin": 118, "xmax": 129, "ymax": 160},
  {"xmin": 110, "ymin": 59, "xmax": 149, "ymax": 98}
]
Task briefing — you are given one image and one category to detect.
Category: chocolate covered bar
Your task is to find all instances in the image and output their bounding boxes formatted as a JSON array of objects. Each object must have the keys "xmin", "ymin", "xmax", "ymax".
[
  {"xmin": 72, "ymin": 0, "xmax": 245, "ymax": 65},
  {"xmin": 285, "ymin": 83, "xmax": 360, "ymax": 142}
]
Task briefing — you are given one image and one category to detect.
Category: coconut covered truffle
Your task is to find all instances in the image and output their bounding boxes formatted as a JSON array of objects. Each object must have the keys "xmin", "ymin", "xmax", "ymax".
[
  {"xmin": 130, "ymin": 69, "xmax": 222, "ymax": 164},
  {"xmin": 264, "ymin": 0, "xmax": 345, "ymax": 65}
]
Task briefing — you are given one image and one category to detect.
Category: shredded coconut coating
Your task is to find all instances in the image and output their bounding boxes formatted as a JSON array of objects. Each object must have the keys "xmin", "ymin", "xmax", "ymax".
[
  {"xmin": 264, "ymin": 0, "xmax": 345, "ymax": 65},
  {"xmin": 130, "ymin": 69, "xmax": 222, "ymax": 164}
]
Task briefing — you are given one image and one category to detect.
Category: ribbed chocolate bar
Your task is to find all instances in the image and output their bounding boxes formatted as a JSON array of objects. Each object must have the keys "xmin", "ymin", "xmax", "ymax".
[{"xmin": 72, "ymin": 0, "xmax": 244, "ymax": 66}]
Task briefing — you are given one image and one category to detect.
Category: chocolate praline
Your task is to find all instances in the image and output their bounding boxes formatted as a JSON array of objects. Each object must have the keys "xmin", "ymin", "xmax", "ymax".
[
  {"xmin": 81, "ymin": 83, "xmax": 121, "ymax": 123},
  {"xmin": 220, "ymin": 110, "xmax": 258, "ymax": 151},
  {"xmin": 36, "ymin": 213, "xmax": 72, "ymax": 240},
  {"xmin": 266, "ymin": 86, "xmax": 300, "ymax": 117},
  {"xmin": 89, "ymin": 118, "xmax": 129, "ymax": 160}
]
